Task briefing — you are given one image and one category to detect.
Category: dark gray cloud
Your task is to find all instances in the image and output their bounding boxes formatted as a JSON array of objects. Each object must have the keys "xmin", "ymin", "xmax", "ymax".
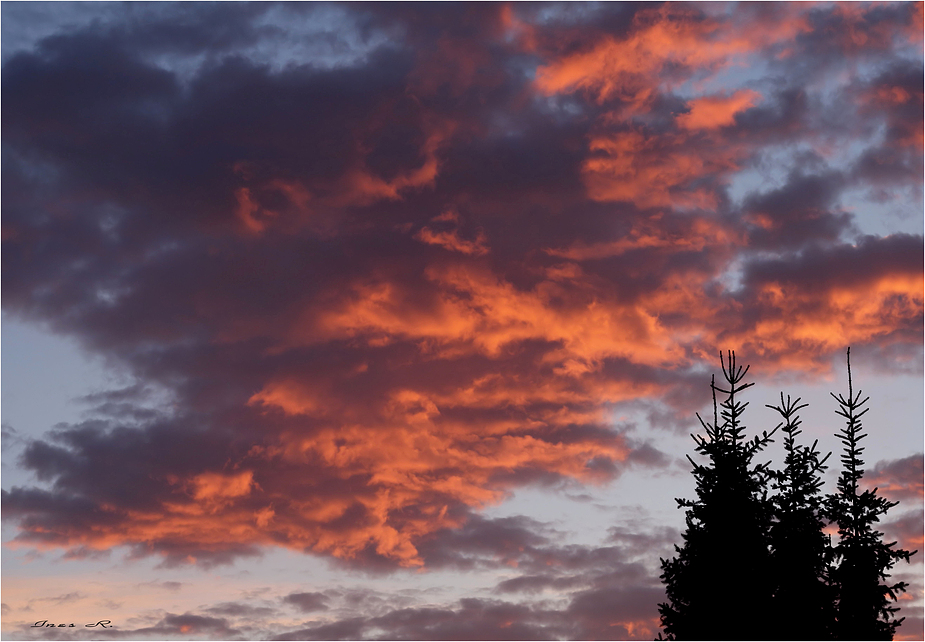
[
  {"xmin": 125, "ymin": 612, "xmax": 239, "ymax": 638},
  {"xmin": 414, "ymin": 514, "xmax": 554, "ymax": 571},
  {"xmin": 739, "ymin": 233, "xmax": 922, "ymax": 295},
  {"xmin": 203, "ymin": 602, "xmax": 278, "ymax": 618},
  {"xmin": 281, "ymin": 592, "xmax": 329, "ymax": 613},
  {"xmin": 743, "ymin": 172, "xmax": 853, "ymax": 250},
  {"xmin": 275, "ymin": 598, "xmax": 569, "ymax": 641},
  {"xmin": 274, "ymin": 616, "xmax": 367, "ymax": 641},
  {"xmin": 275, "ymin": 527, "xmax": 672, "ymax": 639}
]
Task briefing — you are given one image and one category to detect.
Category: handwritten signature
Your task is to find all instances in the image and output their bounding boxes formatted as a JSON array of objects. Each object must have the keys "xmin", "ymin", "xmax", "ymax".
[{"xmin": 31, "ymin": 620, "xmax": 112, "ymax": 628}]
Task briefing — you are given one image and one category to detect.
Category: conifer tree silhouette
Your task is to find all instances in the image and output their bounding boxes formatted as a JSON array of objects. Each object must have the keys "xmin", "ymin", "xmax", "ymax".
[
  {"xmin": 659, "ymin": 348, "xmax": 916, "ymax": 641},
  {"xmin": 766, "ymin": 393, "xmax": 836, "ymax": 640},
  {"xmin": 825, "ymin": 348, "xmax": 916, "ymax": 640},
  {"xmin": 659, "ymin": 351, "xmax": 778, "ymax": 640}
]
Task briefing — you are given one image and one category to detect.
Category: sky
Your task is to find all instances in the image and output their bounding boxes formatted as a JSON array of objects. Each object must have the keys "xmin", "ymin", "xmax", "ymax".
[{"xmin": 1, "ymin": 2, "xmax": 922, "ymax": 640}]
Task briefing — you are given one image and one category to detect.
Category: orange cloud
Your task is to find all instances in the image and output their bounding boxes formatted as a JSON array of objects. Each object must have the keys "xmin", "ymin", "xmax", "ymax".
[
  {"xmin": 243, "ymin": 378, "xmax": 633, "ymax": 566},
  {"xmin": 191, "ymin": 471, "xmax": 255, "ymax": 502},
  {"xmin": 582, "ymin": 129, "xmax": 745, "ymax": 208},
  {"xmin": 9, "ymin": 240, "xmax": 921, "ymax": 568},
  {"xmin": 232, "ymin": 178, "xmax": 313, "ymax": 235},
  {"xmin": 236, "ymin": 340, "xmax": 651, "ymax": 567},
  {"xmin": 747, "ymin": 273, "xmax": 923, "ymax": 355},
  {"xmin": 234, "ymin": 187, "xmax": 274, "ymax": 234},
  {"xmin": 535, "ymin": 6, "xmax": 734, "ymax": 107},
  {"xmin": 676, "ymin": 90, "xmax": 762, "ymax": 130},
  {"xmin": 248, "ymin": 380, "xmax": 325, "ymax": 417},
  {"xmin": 532, "ymin": 5, "xmax": 812, "ymax": 209},
  {"xmin": 231, "ymin": 118, "xmax": 456, "ymax": 234},
  {"xmin": 622, "ymin": 617, "xmax": 662, "ymax": 640},
  {"xmin": 534, "ymin": 5, "xmax": 807, "ymax": 107},
  {"xmin": 274, "ymin": 234, "xmax": 921, "ymax": 383},
  {"xmin": 308, "ymin": 262, "xmax": 686, "ymax": 368},
  {"xmin": 415, "ymin": 227, "xmax": 490, "ymax": 255},
  {"xmin": 712, "ymin": 265, "xmax": 923, "ymax": 374},
  {"xmin": 547, "ymin": 215, "xmax": 741, "ymax": 260},
  {"xmin": 344, "ymin": 132, "xmax": 442, "ymax": 203}
]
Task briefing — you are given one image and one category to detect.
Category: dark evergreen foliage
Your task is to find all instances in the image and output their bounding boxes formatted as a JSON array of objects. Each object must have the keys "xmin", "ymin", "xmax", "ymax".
[
  {"xmin": 766, "ymin": 393, "xmax": 836, "ymax": 640},
  {"xmin": 658, "ymin": 348, "xmax": 915, "ymax": 641},
  {"xmin": 658, "ymin": 352, "xmax": 778, "ymax": 640},
  {"xmin": 824, "ymin": 349, "xmax": 916, "ymax": 640}
]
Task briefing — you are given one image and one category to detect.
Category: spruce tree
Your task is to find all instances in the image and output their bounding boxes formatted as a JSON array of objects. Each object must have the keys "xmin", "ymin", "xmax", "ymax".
[
  {"xmin": 825, "ymin": 348, "xmax": 916, "ymax": 640},
  {"xmin": 766, "ymin": 393, "xmax": 836, "ymax": 640},
  {"xmin": 659, "ymin": 352, "xmax": 778, "ymax": 640}
]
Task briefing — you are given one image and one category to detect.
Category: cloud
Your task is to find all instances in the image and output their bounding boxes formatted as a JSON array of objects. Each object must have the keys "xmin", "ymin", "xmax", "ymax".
[
  {"xmin": 581, "ymin": 127, "xmax": 748, "ymax": 209},
  {"xmin": 282, "ymin": 592, "xmax": 329, "ymax": 613},
  {"xmin": 127, "ymin": 612, "xmax": 239, "ymax": 638},
  {"xmin": 719, "ymin": 235, "xmax": 923, "ymax": 368},
  {"xmin": 848, "ymin": 60, "xmax": 924, "ymax": 205},
  {"xmin": 276, "ymin": 598, "xmax": 568, "ymax": 641},
  {"xmin": 534, "ymin": 5, "xmax": 804, "ymax": 108},
  {"xmin": 743, "ymin": 172, "xmax": 852, "ymax": 250},
  {"xmin": 566, "ymin": 585, "xmax": 663, "ymax": 639},
  {"xmin": 865, "ymin": 455, "xmax": 925, "ymax": 503},
  {"xmin": 676, "ymin": 90, "xmax": 762, "ymax": 131},
  {"xmin": 273, "ymin": 518, "xmax": 676, "ymax": 640},
  {"xmin": 30, "ymin": 593, "xmax": 86, "ymax": 606},
  {"xmin": 857, "ymin": 62, "xmax": 925, "ymax": 151},
  {"xmin": 274, "ymin": 617, "xmax": 368, "ymax": 641},
  {"xmin": 61, "ymin": 547, "xmax": 112, "ymax": 561},
  {"xmin": 1, "ymin": 0, "xmax": 921, "ymax": 587},
  {"xmin": 204, "ymin": 602, "xmax": 277, "ymax": 618},
  {"xmin": 1, "ymin": 424, "xmax": 22, "ymax": 453},
  {"xmin": 136, "ymin": 581, "xmax": 183, "ymax": 593},
  {"xmin": 546, "ymin": 213, "xmax": 740, "ymax": 260},
  {"xmin": 414, "ymin": 216, "xmax": 491, "ymax": 256},
  {"xmin": 881, "ymin": 510, "xmax": 924, "ymax": 555},
  {"xmin": 1, "ymin": 506, "xmax": 915, "ymax": 642},
  {"xmin": 415, "ymin": 513, "xmax": 554, "ymax": 571}
]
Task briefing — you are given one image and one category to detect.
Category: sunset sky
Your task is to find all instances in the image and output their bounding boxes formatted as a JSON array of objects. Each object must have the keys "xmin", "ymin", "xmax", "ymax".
[{"xmin": 1, "ymin": 2, "xmax": 923, "ymax": 640}]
